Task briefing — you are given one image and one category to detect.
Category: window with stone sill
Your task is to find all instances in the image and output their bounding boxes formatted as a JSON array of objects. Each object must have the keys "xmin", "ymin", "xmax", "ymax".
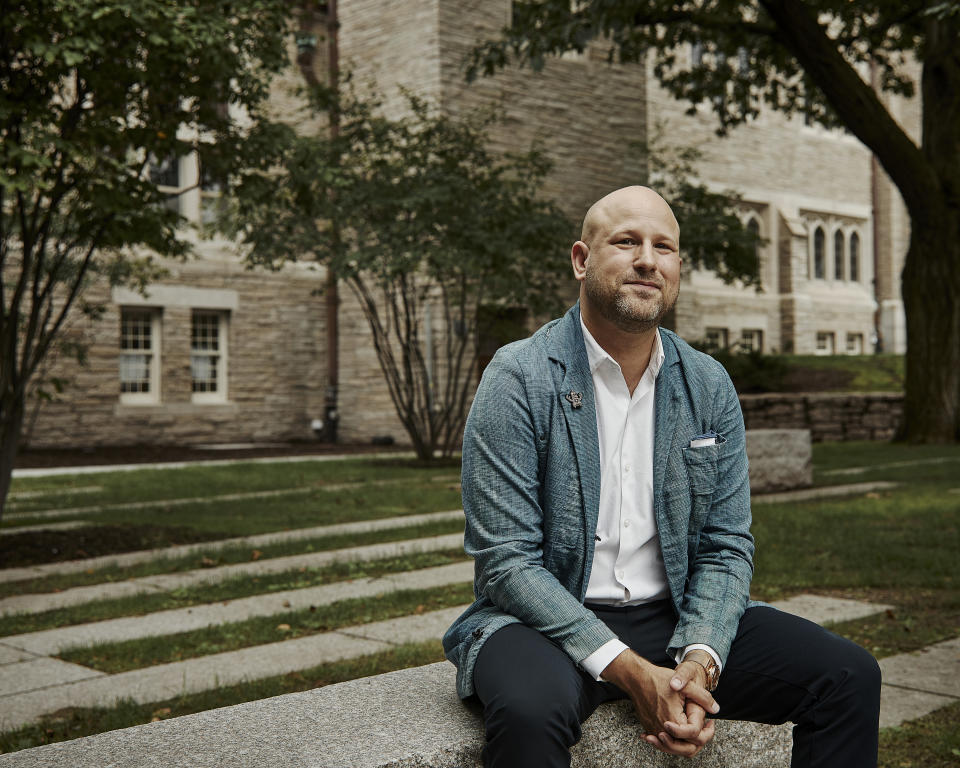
[
  {"xmin": 815, "ymin": 331, "xmax": 835, "ymax": 356},
  {"xmin": 846, "ymin": 333, "xmax": 864, "ymax": 355},
  {"xmin": 740, "ymin": 328, "xmax": 763, "ymax": 353},
  {"xmin": 119, "ymin": 307, "xmax": 161, "ymax": 404},
  {"xmin": 191, "ymin": 309, "xmax": 229, "ymax": 403},
  {"xmin": 704, "ymin": 327, "xmax": 729, "ymax": 351},
  {"xmin": 148, "ymin": 153, "xmax": 183, "ymax": 215}
]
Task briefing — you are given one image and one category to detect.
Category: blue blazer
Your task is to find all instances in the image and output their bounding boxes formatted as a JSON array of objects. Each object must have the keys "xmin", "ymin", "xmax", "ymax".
[{"xmin": 443, "ymin": 304, "xmax": 755, "ymax": 700}]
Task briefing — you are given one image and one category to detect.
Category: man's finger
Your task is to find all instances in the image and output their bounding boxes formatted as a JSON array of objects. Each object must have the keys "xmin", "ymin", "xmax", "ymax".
[
  {"xmin": 653, "ymin": 731, "xmax": 703, "ymax": 757},
  {"xmin": 680, "ymin": 678, "xmax": 720, "ymax": 714},
  {"xmin": 685, "ymin": 701, "xmax": 706, "ymax": 732},
  {"xmin": 663, "ymin": 719, "xmax": 701, "ymax": 740}
]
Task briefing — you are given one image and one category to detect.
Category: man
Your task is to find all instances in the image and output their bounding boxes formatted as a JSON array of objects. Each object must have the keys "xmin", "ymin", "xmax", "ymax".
[{"xmin": 442, "ymin": 186, "xmax": 881, "ymax": 767}]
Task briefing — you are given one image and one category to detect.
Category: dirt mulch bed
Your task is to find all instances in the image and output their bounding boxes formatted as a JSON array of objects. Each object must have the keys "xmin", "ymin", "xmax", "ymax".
[{"xmin": 1, "ymin": 524, "xmax": 228, "ymax": 568}]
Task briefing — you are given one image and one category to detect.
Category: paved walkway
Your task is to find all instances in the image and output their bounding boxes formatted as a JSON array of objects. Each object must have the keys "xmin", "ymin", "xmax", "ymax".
[
  {"xmin": 3, "ymin": 592, "xmax": 955, "ymax": 734},
  {"xmin": 0, "ymin": 509, "xmax": 465, "ymax": 584},
  {"xmin": 0, "ymin": 532, "xmax": 465, "ymax": 617},
  {"xmin": 2, "ymin": 561, "xmax": 475, "ymax": 656},
  {"xmin": 11, "ymin": 451, "xmax": 416, "ymax": 479},
  {"xmin": 752, "ymin": 481, "xmax": 897, "ymax": 504}
]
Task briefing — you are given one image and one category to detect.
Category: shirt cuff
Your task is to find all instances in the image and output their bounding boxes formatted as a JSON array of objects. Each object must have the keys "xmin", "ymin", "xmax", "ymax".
[
  {"xmin": 675, "ymin": 644, "xmax": 722, "ymax": 673},
  {"xmin": 581, "ymin": 639, "xmax": 629, "ymax": 681}
]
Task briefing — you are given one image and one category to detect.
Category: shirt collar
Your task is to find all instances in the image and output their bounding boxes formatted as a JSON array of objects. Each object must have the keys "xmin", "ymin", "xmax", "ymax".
[{"xmin": 580, "ymin": 315, "xmax": 665, "ymax": 378}]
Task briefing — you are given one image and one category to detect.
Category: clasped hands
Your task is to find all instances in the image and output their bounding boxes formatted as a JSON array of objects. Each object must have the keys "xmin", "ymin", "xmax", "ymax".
[{"xmin": 601, "ymin": 649, "xmax": 719, "ymax": 757}]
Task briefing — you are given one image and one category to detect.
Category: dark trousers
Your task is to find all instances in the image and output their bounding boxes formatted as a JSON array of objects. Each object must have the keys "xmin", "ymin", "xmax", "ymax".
[{"xmin": 473, "ymin": 602, "xmax": 881, "ymax": 768}]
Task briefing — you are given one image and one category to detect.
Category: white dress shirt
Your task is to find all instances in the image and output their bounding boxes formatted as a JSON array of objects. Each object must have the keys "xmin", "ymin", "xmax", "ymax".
[{"xmin": 577, "ymin": 318, "xmax": 720, "ymax": 680}]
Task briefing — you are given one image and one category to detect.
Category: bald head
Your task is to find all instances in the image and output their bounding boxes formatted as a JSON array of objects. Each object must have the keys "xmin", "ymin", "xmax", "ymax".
[{"xmin": 580, "ymin": 186, "xmax": 679, "ymax": 249}]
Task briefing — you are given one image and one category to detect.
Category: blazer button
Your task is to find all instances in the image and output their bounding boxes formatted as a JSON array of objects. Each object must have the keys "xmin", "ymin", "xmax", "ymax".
[{"xmin": 472, "ymin": 629, "xmax": 483, "ymax": 639}]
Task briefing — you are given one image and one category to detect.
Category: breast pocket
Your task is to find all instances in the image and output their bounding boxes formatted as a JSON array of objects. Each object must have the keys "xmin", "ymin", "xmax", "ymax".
[{"xmin": 682, "ymin": 444, "xmax": 721, "ymax": 555}]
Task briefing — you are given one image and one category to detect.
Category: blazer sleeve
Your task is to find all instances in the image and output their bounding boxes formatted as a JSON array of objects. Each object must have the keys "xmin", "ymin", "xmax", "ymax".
[
  {"xmin": 667, "ymin": 370, "xmax": 755, "ymax": 666},
  {"xmin": 461, "ymin": 349, "xmax": 617, "ymax": 665}
]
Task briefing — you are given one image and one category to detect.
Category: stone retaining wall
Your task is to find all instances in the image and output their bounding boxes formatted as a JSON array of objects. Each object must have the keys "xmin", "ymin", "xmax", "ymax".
[{"xmin": 739, "ymin": 392, "xmax": 903, "ymax": 442}]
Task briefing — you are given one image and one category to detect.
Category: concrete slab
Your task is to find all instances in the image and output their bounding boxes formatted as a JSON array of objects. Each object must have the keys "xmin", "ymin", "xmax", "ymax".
[
  {"xmin": 4, "ymin": 561, "xmax": 475, "ymax": 656},
  {"xmin": 11, "ymin": 451, "xmax": 417, "ymax": 479},
  {"xmin": 0, "ymin": 643, "xmax": 37, "ymax": 665},
  {"xmin": 879, "ymin": 637, "xmax": 960, "ymax": 699},
  {"xmin": 0, "ymin": 521, "xmax": 91, "ymax": 536},
  {"xmin": 0, "ymin": 580, "xmax": 169, "ymax": 618},
  {"xmin": 0, "ymin": 656, "xmax": 104, "ymax": 695},
  {"xmin": 879, "ymin": 683, "xmax": 957, "ymax": 729},
  {"xmin": 752, "ymin": 481, "xmax": 897, "ymax": 505},
  {"xmin": 821, "ymin": 456, "xmax": 960, "ymax": 477},
  {"xmin": 0, "ymin": 532, "xmax": 465, "ymax": 617},
  {"xmin": 0, "ymin": 606, "xmax": 468, "ymax": 731},
  {"xmin": 341, "ymin": 606, "xmax": 465, "ymax": 646},
  {"xmin": 0, "ymin": 662, "xmax": 793, "ymax": 768},
  {"xmin": 3, "ymin": 486, "xmax": 316, "ymax": 522},
  {"xmin": 746, "ymin": 429, "xmax": 812, "ymax": 493},
  {"xmin": 768, "ymin": 594, "xmax": 893, "ymax": 626},
  {"xmin": 6, "ymin": 486, "xmax": 102, "ymax": 502},
  {"xmin": 0, "ymin": 509, "xmax": 464, "ymax": 584}
]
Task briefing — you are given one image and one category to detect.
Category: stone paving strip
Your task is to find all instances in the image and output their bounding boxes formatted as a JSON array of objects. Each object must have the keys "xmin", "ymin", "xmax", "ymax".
[
  {"xmin": 6, "ymin": 473, "xmax": 460, "ymax": 524},
  {"xmin": 0, "ymin": 605, "xmax": 466, "ymax": 730},
  {"xmin": 0, "ymin": 521, "xmax": 92, "ymax": 536},
  {"xmin": 11, "ymin": 451, "xmax": 417, "ymax": 480},
  {"xmin": 4, "ymin": 487, "xmax": 314, "ymax": 522},
  {"xmin": 0, "ymin": 509, "xmax": 465, "ymax": 585},
  {"xmin": 0, "ymin": 532, "xmax": 466, "ymax": 617},
  {"xmin": 878, "ymin": 637, "xmax": 960, "ymax": 728},
  {"xmin": 752, "ymin": 481, "xmax": 897, "ymax": 505},
  {"xmin": 822, "ymin": 455, "xmax": 960, "ymax": 477},
  {"xmin": 6, "ymin": 486, "xmax": 102, "ymax": 503},
  {"xmin": 0, "ymin": 595, "xmax": 914, "ymax": 732},
  {"xmin": 1, "ymin": 561, "xmax": 476, "ymax": 656}
]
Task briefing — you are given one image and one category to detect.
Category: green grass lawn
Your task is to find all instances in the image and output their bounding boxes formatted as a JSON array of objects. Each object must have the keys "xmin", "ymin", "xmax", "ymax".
[
  {"xmin": 1, "ymin": 443, "xmax": 957, "ymax": 758},
  {"xmin": 785, "ymin": 354, "xmax": 904, "ymax": 392}
]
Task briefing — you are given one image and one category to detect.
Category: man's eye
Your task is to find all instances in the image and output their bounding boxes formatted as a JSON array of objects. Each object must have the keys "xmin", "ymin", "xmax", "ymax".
[{"xmin": 618, "ymin": 238, "xmax": 636, "ymax": 245}]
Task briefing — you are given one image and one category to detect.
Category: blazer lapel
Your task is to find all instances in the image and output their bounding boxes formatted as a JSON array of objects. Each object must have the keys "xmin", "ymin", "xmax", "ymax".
[
  {"xmin": 653, "ymin": 335, "xmax": 687, "ymax": 601},
  {"xmin": 548, "ymin": 306, "xmax": 601, "ymax": 543}
]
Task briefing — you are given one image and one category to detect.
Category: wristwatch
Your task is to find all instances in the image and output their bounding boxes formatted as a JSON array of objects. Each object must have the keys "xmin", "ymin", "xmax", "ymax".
[{"xmin": 684, "ymin": 651, "xmax": 720, "ymax": 691}]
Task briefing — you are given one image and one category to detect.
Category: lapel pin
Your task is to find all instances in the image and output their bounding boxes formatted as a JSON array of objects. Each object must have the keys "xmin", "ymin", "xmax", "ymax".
[{"xmin": 565, "ymin": 391, "xmax": 583, "ymax": 409}]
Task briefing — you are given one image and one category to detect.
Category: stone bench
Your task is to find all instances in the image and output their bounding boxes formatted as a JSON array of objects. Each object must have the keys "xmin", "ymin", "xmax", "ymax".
[
  {"xmin": 746, "ymin": 429, "xmax": 812, "ymax": 493},
  {"xmin": 0, "ymin": 662, "xmax": 793, "ymax": 767}
]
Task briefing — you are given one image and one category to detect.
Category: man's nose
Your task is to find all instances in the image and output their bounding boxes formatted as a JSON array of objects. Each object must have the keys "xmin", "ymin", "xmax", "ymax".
[{"xmin": 632, "ymin": 242, "xmax": 656, "ymax": 269}]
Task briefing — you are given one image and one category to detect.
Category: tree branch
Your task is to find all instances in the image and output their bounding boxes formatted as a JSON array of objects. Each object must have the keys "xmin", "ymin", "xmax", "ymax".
[{"xmin": 756, "ymin": 0, "xmax": 938, "ymax": 223}]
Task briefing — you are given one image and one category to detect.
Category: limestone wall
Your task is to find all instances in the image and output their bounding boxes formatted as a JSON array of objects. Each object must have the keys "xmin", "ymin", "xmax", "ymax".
[
  {"xmin": 739, "ymin": 392, "xmax": 903, "ymax": 443},
  {"xmin": 23, "ymin": 244, "xmax": 327, "ymax": 449}
]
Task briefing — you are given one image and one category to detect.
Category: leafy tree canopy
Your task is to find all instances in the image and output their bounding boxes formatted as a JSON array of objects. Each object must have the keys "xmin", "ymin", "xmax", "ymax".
[
  {"xmin": 224, "ymin": 88, "xmax": 575, "ymax": 457},
  {"xmin": 0, "ymin": 0, "xmax": 291, "ymax": 518},
  {"xmin": 468, "ymin": 0, "xmax": 960, "ymax": 443}
]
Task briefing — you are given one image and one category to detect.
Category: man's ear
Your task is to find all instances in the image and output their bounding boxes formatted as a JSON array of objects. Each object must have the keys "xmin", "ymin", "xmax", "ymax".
[{"xmin": 571, "ymin": 241, "xmax": 589, "ymax": 282}]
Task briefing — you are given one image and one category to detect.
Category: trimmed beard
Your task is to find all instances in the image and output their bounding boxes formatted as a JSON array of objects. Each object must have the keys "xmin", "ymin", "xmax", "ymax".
[{"xmin": 583, "ymin": 265, "xmax": 677, "ymax": 334}]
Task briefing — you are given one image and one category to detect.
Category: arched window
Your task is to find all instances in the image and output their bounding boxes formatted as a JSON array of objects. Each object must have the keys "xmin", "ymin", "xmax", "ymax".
[
  {"xmin": 834, "ymin": 230, "xmax": 844, "ymax": 280},
  {"xmin": 849, "ymin": 232, "xmax": 860, "ymax": 282},
  {"xmin": 813, "ymin": 226, "xmax": 825, "ymax": 279}
]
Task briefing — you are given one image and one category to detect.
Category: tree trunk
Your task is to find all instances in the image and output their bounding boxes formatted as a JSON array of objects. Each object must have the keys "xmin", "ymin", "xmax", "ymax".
[
  {"xmin": 899, "ymin": 215, "xmax": 960, "ymax": 442},
  {"xmin": 0, "ymin": 391, "xmax": 25, "ymax": 524}
]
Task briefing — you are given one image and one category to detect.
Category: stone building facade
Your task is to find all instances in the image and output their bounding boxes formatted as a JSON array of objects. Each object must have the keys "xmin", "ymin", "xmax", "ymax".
[{"xmin": 23, "ymin": 0, "xmax": 911, "ymax": 450}]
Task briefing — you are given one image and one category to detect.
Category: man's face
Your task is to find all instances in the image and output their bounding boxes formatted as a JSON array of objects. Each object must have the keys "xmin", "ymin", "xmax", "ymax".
[{"xmin": 573, "ymin": 187, "xmax": 682, "ymax": 334}]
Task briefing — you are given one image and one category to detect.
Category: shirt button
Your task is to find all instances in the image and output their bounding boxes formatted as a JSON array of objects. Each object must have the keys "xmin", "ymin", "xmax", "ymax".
[
  {"xmin": 617, "ymin": 570, "xmax": 625, "ymax": 580},
  {"xmin": 624, "ymin": 463, "xmax": 631, "ymax": 472},
  {"xmin": 623, "ymin": 520, "xmax": 630, "ymax": 528}
]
